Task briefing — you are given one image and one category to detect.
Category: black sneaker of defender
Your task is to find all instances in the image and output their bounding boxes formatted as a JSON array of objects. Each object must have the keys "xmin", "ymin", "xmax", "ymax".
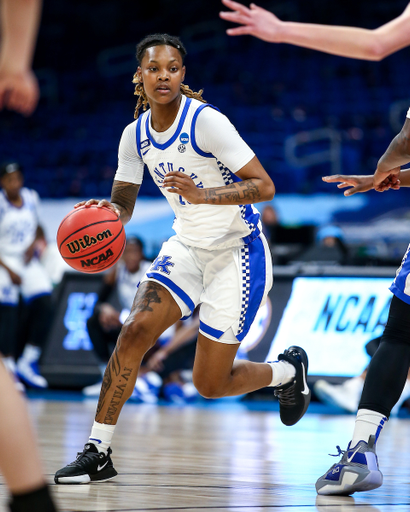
[
  {"xmin": 274, "ymin": 345, "xmax": 311, "ymax": 426},
  {"xmin": 54, "ymin": 443, "xmax": 117, "ymax": 484}
]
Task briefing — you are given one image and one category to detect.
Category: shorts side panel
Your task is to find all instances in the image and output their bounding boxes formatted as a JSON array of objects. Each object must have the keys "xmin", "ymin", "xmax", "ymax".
[
  {"xmin": 236, "ymin": 235, "xmax": 270, "ymax": 342},
  {"xmin": 20, "ymin": 259, "xmax": 52, "ymax": 299},
  {"xmin": 390, "ymin": 244, "xmax": 410, "ymax": 304}
]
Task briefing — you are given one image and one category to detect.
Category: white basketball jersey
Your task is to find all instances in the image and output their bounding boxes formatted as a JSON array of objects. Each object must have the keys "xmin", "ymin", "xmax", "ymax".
[
  {"xmin": 135, "ymin": 96, "xmax": 262, "ymax": 249},
  {"xmin": 0, "ymin": 188, "xmax": 39, "ymax": 265},
  {"xmin": 116, "ymin": 259, "xmax": 151, "ymax": 310}
]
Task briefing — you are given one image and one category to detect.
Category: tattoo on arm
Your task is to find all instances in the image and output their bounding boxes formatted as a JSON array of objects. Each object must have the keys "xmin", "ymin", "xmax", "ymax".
[
  {"xmin": 111, "ymin": 181, "xmax": 140, "ymax": 224},
  {"xmin": 203, "ymin": 179, "xmax": 261, "ymax": 205}
]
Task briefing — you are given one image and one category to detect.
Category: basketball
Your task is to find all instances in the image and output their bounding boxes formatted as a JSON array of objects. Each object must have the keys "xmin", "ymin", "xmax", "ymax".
[{"xmin": 57, "ymin": 205, "xmax": 126, "ymax": 273}]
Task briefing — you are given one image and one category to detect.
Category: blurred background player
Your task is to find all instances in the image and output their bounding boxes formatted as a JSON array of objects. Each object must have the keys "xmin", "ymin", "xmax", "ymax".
[
  {"xmin": 0, "ymin": 162, "xmax": 53, "ymax": 389},
  {"xmin": 0, "ymin": 0, "xmax": 41, "ymax": 115},
  {"xmin": 314, "ymin": 335, "xmax": 410, "ymax": 415}
]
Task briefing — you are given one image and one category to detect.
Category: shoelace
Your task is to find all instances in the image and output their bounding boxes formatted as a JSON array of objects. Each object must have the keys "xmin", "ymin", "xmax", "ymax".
[
  {"xmin": 274, "ymin": 383, "xmax": 296, "ymax": 406},
  {"xmin": 329, "ymin": 446, "xmax": 345, "ymax": 457},
  {"xmin": 68, "ymin": 449, "xmax": 102, "ymax": 467}
]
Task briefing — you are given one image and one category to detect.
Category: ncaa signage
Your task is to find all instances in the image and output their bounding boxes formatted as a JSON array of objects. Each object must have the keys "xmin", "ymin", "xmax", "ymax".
[{"xmin": 266, "ymin": 277, "xmax": 393, "ymax": 376}]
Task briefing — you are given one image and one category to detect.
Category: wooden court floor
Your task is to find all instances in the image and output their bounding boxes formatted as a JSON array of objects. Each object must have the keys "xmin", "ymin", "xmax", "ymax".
[{"xmin": 1, "ymin": 396, "xmax": 410, "ymax": 512}]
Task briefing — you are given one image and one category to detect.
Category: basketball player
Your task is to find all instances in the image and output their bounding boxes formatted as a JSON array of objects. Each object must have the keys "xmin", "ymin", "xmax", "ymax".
[
  {"xmin": 0, "ymin": 162, "xmax": 53, "ymax": 389},
  {"xmin": 55, "ymin": 33, "xmax": 311, "ymax": 484},
  {"xmin": 0, "ymin": 0, "xmax": 42, "ymax": 115},
  {"xmin": 310, "ymin": 110, "xmax": 410, "ymax": 494},
  {"xmin": 220, "ymin": 0, "xmax": 410, "ymax": 60}
]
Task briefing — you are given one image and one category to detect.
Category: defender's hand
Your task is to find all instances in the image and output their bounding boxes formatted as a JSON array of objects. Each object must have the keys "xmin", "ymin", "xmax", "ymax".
[
  {"xmin": 0, "ymin": 69, "xmax": 39, "ymax": 116},
  {"xmin": 163, "ymin": 172, "xmax": 204, "ymax": 204},
  {"xmin": 373, "ymin": 166, "xmax": 401, "ymax": 190},
  {"xmin": 220, "ymin": 0, "xmax": 283, "ymax": 42},
  {"xmin": 322, "ymin": 174, "xmax": 374, "ymax": 196}
]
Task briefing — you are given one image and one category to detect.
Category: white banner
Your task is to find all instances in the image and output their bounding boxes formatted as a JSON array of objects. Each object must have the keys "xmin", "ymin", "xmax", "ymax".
[{"xmin": 266, "ymin": 277, "xmax": 393, "ymax": 376}]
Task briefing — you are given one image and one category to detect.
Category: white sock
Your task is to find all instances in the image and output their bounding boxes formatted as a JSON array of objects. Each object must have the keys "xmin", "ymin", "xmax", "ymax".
[
  {"xmin": 89, "ymin": 421, "xmax": 116, "ymax": 454},
  {"xmin": 267, "ymin": 361, "xmax": 296, "ymax": 387},
  {"xmin": 2, "ymin": 356, "xmax": 16, "ymax": 374},
  {"xmin": 351, "ymin": 409, "xmax": 387, "ymax": 447},
  {"xmin": 21, "ymin": 344, "xmax": 41, "ymax": 362}
]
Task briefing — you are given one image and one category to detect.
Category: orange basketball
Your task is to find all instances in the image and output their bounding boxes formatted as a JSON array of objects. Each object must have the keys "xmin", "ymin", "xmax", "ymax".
[{"xmin": 57, "ymin": 205, "xmax": 126, "ymax": 273}]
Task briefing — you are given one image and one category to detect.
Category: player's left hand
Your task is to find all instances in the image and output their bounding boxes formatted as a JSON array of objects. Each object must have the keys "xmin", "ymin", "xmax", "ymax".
[
  {"xmin": 163, "ymin": 172, "xmax": 204, "ymax": 204},
  {"xmin": 220, "ymin": 0, "xmax": 283, "ymax": 42}
]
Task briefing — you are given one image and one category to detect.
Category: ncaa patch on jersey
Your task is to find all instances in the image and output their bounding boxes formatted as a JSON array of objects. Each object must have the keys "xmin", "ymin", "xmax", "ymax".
[{"xmin": 180, "ymin": 132, "xmax": 189, "ymax": 144}]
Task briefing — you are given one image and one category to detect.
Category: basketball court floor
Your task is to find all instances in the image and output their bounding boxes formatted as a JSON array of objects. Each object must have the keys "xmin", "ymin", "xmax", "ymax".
[{"xmin": 1, "ymin": 395, "xmax": 409, "ymax": 512}]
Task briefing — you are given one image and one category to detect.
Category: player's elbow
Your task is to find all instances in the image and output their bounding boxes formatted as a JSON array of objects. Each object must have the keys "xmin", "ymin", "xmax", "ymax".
[
  {"xmin": 366, "ymin": 41, "xmax": 388, "ymax": 61},
  {"xmin": 262, "ymin": 179, "xmax": 275, "ymax": 201}
]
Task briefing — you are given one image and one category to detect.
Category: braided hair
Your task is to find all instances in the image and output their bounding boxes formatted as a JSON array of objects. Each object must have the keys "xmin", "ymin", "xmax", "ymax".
[{"xmin": 132, "ymin": 33, "xmax": 206, "ymax": 119}]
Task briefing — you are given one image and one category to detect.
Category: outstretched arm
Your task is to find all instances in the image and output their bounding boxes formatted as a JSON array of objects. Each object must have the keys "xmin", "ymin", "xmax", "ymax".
[
  {"xmin": 220, "ymin": 0, "xmax": 410, "ymax": 61},
  {"xmin": 0, "ymin": 0, "xmax": 42, "ymax": 115}
]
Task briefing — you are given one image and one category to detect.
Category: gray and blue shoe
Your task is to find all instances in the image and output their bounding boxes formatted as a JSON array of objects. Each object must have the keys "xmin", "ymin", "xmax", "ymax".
[{"xmin": 316, "ymin": 435, "xmax": 382, "ymax": 496}]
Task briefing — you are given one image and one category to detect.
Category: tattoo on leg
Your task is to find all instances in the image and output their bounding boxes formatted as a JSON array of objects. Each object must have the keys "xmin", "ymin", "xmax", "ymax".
[
  {"xmin": 96, "ymin": 346, "xmax": 121, "ymax": 417},
  {"xmin": 132, "ymin": 281, "xmax": 163, "ymax": 313},
  {"xmin": 104, "ymin": 366, "xmax": 134, "ymax": 424}
]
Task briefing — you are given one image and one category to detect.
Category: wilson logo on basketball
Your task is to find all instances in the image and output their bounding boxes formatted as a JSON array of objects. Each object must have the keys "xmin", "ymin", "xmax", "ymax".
[
  {"xmin": 66, "ymin": 229, "xmax": 113, "ymax": 254},
  {"xmin": 81, "ymin": 248, "xmax": 114, "ymax": 268}
]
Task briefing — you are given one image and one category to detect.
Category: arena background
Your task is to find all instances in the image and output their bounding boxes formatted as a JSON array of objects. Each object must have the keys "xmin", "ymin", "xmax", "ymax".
[{"xmin": 2, "ymin": 0, "xmax": 410, "ymax": 387}]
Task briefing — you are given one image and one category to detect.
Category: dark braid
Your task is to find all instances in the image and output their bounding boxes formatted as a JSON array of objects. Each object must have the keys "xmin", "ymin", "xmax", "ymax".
[{"xmin": 132, "ymin": 33, "xmax": 206, "ymax": 119}]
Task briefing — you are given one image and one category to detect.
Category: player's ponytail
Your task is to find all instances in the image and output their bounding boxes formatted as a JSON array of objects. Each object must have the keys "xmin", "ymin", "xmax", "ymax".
[{"xmin": 132, "ymin": 33, "xmax": 206, "ymax": 119}]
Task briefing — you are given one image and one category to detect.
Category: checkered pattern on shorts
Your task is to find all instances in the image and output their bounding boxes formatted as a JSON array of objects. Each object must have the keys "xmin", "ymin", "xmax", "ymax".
[{"xmin": 238, "ymin": 244, "xmax": 251, "ymax": 335}]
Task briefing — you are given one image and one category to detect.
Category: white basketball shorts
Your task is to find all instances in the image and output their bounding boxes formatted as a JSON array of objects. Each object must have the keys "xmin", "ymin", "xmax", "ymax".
[
  {"xmin": 141, "ymin": 233, "xmax": 273, "ymax": 344},
  {"xmin": 0, "ymin": 256, "xmax": 52, "ymax": 305}
]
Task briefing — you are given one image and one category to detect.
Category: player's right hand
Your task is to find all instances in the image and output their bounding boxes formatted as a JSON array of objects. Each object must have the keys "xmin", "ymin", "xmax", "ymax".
[
  {"xmin": 322, "ymin": 174, "xmax": 375, "ymax": 196},
  {"xmin": 74, "ymin": 199, "xmax": 121, "ymax": 217},
  {"xmin": 7, "ymin": 269, "xmax": 22, "ymax": 285},
  {"xmin": 220, "ymin": 0, "xmax": 283, "ymax": 42}
]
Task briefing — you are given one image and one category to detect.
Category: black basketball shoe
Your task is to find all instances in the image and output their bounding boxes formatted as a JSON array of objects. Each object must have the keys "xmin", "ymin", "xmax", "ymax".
[
  {"xmin": 54, "ymin": 443, "xmax": 117, "ymax": 484},
  {"xmin": 273, "ymin": 345, "xmax": 311, "ymax": 426}
]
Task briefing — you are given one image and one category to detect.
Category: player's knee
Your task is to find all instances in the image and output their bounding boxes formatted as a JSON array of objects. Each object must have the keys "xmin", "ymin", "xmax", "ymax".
[
  {"xmin": 383, "ymin": 295, "xmax": 410, "ymax": 346},
  {"xmin": 193, "ymin": 375, "xmax": 227, "ymax": 399},
  {"xmin": 119, "ymin": 317, "xmax": 157, "ymax": 354}
]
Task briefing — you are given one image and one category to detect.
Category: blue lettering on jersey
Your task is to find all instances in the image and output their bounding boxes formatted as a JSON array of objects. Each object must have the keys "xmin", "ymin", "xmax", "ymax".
[
  {"xmin": 154, "ymin": 167, "xmax": 166, "ymax": 181},
  {"xmin": 151, "ymin": 255, "xmax": 175, "ymax": 275},
  {"xmin": 151, "ymin": 162, "xmax": 204, "ymax": 204},
  {"xmin": 63, "ymin": 292, "xmax": 98, "ymax": 350},
  {"xmin": 180, "ymin": 132, "xmax": 189, "ymax": 144}
]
